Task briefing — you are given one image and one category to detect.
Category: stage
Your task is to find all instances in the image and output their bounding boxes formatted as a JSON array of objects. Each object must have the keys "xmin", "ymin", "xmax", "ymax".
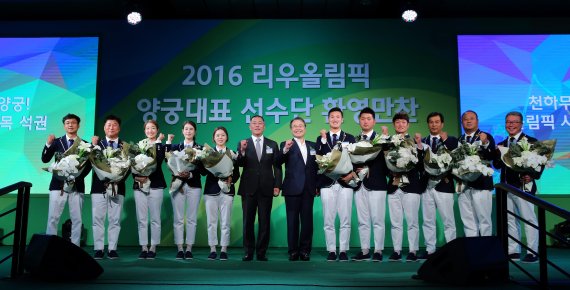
[{"xmin": 1, "ymin": 246, "xmax": 569, "ymax": 289}]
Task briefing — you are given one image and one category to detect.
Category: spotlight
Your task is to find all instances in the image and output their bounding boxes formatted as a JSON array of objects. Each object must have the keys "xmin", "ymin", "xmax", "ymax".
[
  {"xmin": 127, "ymin": 11, "xmax": 142, "ymax": 25},
  {"xmin": 401, "ymin": 9, "xmax": 417, "ymax": 22}
]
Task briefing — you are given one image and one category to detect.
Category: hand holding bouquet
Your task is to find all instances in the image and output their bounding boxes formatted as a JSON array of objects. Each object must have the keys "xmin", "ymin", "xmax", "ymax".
[
  {"xmin": 90, "ymin": 143, "xmax": 131, "ymax": 197},
  {"xmin": 43, "ymin": 141, "xmax": 92, "ymax": 194},
  {"xmin": 196, "ymin": 144, "xmax": 237, "ymax": 193},
  {"xmin": 347, "ymin": 133, "xmax": 390, "ymax": 164},
  {"xmin": 384, "ymin": 135, "xmax": 419, "ymax": 187},
  {"xmin": 165, "ymin": 146, "xmax": 200, "ymax": 194},
  {"xmin": 450, "ymin": 142, "xmax": 494, "ymax": 192},
  {"xmin": 316, "ymin": 148, "xmax": 359, "ymax": 187},
  {"xmin": 424, "ymin": 146, "xmax": 453, "ymax": 188},
  {"xmin": 127, "ymin": 139, "xmax": 158, "ymax": 193}
]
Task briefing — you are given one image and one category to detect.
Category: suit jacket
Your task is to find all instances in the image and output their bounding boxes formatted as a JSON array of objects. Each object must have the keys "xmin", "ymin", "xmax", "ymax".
[
  {"xmin": 236, "ymin": 136, "xmax": 282, "ymax": 197},
  {"xmin": 314, "ymin": 131, "xmax": 356, "ymax": 189},
  {"xmin": 132, "ymin": 142, "xmax": 167, "ymax": 189},
  {"xmin": 493, "ymin": 133, "xmax": 541, "ymax": 194},
  {"xmin": 421, "ymin": 135, "xmax": 458, "ymax": 193},
  {"xmin": 354, "ymin": 131, "xmax": 389, "ymax": 191},
  {"xmin": 459, "ymin": 129, "xmax": 496, "ymax": 190},
  {"xmin": 386, "ymin": 134, "xmax": 425, "ymax": 194},
  {"xmin": 41, "ymin": 135, "xmax": 91, "ymax": 192},
  {"xmin": 204, "ymin": 149, "xmax": 240, "ymax": 196},
  {"xmin": 91, "ymin": 138, "xmax": 129, "ymax": 195},
  {"xmin": 278, "ymin": 139, "xmax": 318, "ymax": 196},
  {"xmin": 167, "ymin": 142, "xmax": 205, "ymax": 189}
]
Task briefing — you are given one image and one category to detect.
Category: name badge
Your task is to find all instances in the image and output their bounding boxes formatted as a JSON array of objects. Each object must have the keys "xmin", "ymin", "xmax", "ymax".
[
  {"xmin": 266, "ymin": 146, "xmax": 273, "ymax": 154},
  {"xmin": 309, "ymin": 148, "xmax": 316, "ymax": 156}
]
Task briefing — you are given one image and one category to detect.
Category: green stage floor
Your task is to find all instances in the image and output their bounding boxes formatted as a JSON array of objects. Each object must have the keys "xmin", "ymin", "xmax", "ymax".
[{"xmin": 1, "ymin": 246, "xmax": 569, "ymax": 289}]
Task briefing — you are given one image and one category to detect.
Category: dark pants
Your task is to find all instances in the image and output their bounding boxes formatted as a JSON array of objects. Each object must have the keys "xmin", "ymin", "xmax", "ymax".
[
  {"xmin": 284, "ymin": 191, "xmax": 315, "ymax": 255},
  {"xmin": 242, "ymin": 191, "xmax": 273, "ymax": 257}
]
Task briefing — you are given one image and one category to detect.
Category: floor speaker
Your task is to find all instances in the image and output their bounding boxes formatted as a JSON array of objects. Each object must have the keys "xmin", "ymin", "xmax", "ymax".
[
  {"xmin": 416, "ymin": 236, "xmax": 508, "ymax": 285},
  {"xmin": 24, "ymin": 234, "xmax": 103, "ymax": 280}
]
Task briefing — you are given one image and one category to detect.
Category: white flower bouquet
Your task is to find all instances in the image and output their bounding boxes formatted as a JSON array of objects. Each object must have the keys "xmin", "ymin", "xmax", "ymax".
[
  {"xmin": 196, "ymin": 144, "xmax": 237, "ymax": 193},
  {"xmin": 127, "ymin": 139, "xmax": 158, "ymax": 193},
  {"xmin": 316, "ymin": 148, "xmax": 359, "ymax": 187},
  {"xmin": 43, "ymin": 141, "xmax": 92, "ymax": 193},
  {"xmin": 347, "ymin": 134, "xmax": 390, "ymax": 164},
  {"xmin": 450, "ymin": 142, "xmax": 494, "ymax": 192},
  {"xmin": 384, "ymin": 135, "xmax": 419, "ymax": 187},
  {"xmin": 90, "ymin": 143, "xmax": 131, "ymax": 197},
  {"xmin": 165, "ymin": 146, "xmax": 200, "ymax": 194},
  {"xmin": 498, "ymin": 136, "xmax": 556, "ymax": 192},
  {"xmin": 424, "ymin": 146, "xmax": 453, "ymax": 188}
]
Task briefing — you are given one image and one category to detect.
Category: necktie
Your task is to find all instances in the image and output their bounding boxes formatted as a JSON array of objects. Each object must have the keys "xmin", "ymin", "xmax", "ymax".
[
  {"xmin": 466, "ymin": 135, "xmax": 472, "ymax": 143},
  {"xmin": 509, "ymin": 137, "xmax": 516, "ymax": 146},
  {"xmin": 255, "ymin": 138, "xmax": 262, "ymax": 161},
  {"xmin": 109, "ymin": 140, "xmax": 115, "ymax": 149},
  {"xmin": 431, "ymin": 137, "xmax": 438, "ymax": 152},
  {"xmin": 68, "ymin": 138, "xmax": 74, "ymax": 148},
  {"xmin": 362, "ymin": 135, "xmax": 368, "ymax": 140},
  {"xmin": 332, "ymin": 133, "xmax": 338, "ymax": 145}
]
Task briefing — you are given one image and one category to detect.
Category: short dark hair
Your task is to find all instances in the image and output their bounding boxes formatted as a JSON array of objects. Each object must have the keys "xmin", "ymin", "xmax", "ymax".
[
  {"xmin": 392, "ymin": 111, "xmax": 410, "ymax": 123},
  {"xmin": 328, "ymin": 107, "xmax": 343, "ymax": 117},
  {"xmin": 359, "ymin": 107, "xmax": 375, "ymax": 119},
  {"xmin": 427, "ymin": 112, "xmax": 444, "ymax": 123},
  {"xmin": 289, "ymin": 117, "xmax": 306, "ymax": 128},
  {"xmin": 182, "ymin": 120, "xmax": 197, "ymax": 139},
  {"xmin": 62, "ymin": 113, "xmax": 80, "ymax": 124},
  {"xmin": 212, "ymin": 126, "xmax": 229, "ymax": 143},
  {"xmin": 505, "ymin": 111, "xmax": 523, "ymax": 123},
  {"xmin": 104, "ymin": 115, "xmax": 121, "ymax": 126},
  {"xmin": 461, "ymin": 110, "xmax": 479, "ymax": 120},
  {"xmin": 251, "ymin": 115, "xmax": 265, "ymax": 123}
]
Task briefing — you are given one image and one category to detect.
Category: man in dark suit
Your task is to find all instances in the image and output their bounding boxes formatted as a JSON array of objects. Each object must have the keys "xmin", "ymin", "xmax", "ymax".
[
  {"xmin": 351, "ymin": 107, "xmax": 389, "ymax": 262},
  {"xmin": 457, "ymin": 110, "xmax": 496, "ymax": 238},
  {"xmin": 90, "ymin": 115, "xmax": 129, "ymax": 260},
  {"xmin": 420, "ymin": 112, "xmax": 458, "ymax": 259},
  {"xmin": 494, "ymin": 111, "xmax": 540, "ymax": 263},
  {"xmin": 278, "ymin": 117, "xmax": 318, "ymax": 261},
  {"xmin": 237, "ymin": 115, "xmax": 282, "ymax": 261},
  {"xmin": 315, "ymin": 107, "xmax": 356, "ymax": 262},
  {"xmin": 41, "ymin": 113, "xmax": 91, "ymax": 247}
]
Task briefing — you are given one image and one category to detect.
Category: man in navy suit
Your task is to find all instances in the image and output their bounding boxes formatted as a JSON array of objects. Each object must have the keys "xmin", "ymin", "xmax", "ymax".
[
  {"xmin": 420, "ymin": 112, "xmax": 458, "ymax": 259},
  {"xmin": 278, "ymin": 117, "xmax": 318, "ymax": 261},
  {"xmin": 315, "ymin": 107, "xmax": 356, "ymax": 262},
  {"xmin": 90, "ymin": 115, "xmax": 129, "ymax": 260},
  {"xmin": 41, "ymin": 113, "xmax": 90, "ymax": 246},
  {"xmin": 457, "ymin": 110, "xmax": 496, "ymax": 238},
  {"xmin": 494, "ymin": 111, "xmax": 541, "ymax": 263},
  {"xmin": 351, "ymin": 107, "xmax": 389, "ymax": 262},
  {"xmin": 237, "ymin": 115, "xmax": 282, "ymax": 261}
]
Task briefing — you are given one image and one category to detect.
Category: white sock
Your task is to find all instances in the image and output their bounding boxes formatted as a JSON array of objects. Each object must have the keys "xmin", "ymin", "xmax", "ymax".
[
  {"xmin": 186, "ymin": 245, "xmax": 192, "ymax": 252},
  {"xmin": 221, "ymin": 246, "xmax": 228, "ymax": 252},
  {"xmin": 142, "ymin": 245, "xmax": 148, "ymax": 252},
  {"xmin": 362, "ymin": 249, "xmax": 369, "ymax": 255},
  {"xmin": 177, "ymin": 244, "xmax": 183, "ymax": 251},
  {"xmin": 149, "ymin": 245, "xmax": 156, "ymax": 252},
  {"xmin": 210, "ymin": 246, "xmax": 216, "ymax": 253}
]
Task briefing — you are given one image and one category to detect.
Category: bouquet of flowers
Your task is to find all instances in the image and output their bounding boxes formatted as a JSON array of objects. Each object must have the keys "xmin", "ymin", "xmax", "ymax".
[
  {"xmin": 384, "ymin": 135, "xmax": 419, "ymax": 187},
  {"xmin": 423, "ymin": 146, "xmax": 453, "ymax": 188},
  {"xmin": 196, "ymin": 144, "xmax": 237, "ymax": 193},
  {"xmin": 316, "ymin": 146, "xmax": 359, "ymax": 187},
  {"xmin": 89, "ymin": 143, "xmax": 131, "ymax": 197},
  {"xmin": 127, "ymin": 139, "xmax": 158, "ymax": 193},
  {"xmin": 450, "ymin": 142, "xmax": 494, "ymax": 192},
  {"xmin": 498, "ymin": 136, "xmax": 556, "ymax": 192},
  {"xmin": 43, "ymin": 141, "xmax": 92, "ymax": 194},
  {"xmin": 165, "ymin": 146, "xmax": 202, "ymax": 194},
  {"xmin": 347, "ymin": 133, "xmax": 390, "ymax": 164}
]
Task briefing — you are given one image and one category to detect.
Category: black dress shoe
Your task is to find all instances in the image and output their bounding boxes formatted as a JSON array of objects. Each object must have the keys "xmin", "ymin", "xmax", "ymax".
[
  {"xmin": 299, "ymin": 252, "xmax": 310, "ymax": 261},
  {"xmin": 242, "ymin": 254, "xmax": 253, "ymax": 261},
  {"xmin": 288, "ymin": 252, "xmax": 299, "ymax": 261},
  {"xmin": 256, "ymin": 255, "xmax": 268, "ymax": 261}
]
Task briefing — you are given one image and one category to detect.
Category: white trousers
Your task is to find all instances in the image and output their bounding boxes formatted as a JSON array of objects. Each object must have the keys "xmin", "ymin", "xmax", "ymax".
[
  {"xmin": 171, "ymin": 184, "xmax": 201, "ymax": 245},
  {"xmin": 507, "ymin": 192, "xmax": 538, "ymax": 254},
  {"xmin": 320, "ymin": 183, "xmax": 353, "ymax": 252},
  {"xmin": 422, "ymin": 188, "xmax": 456, "ymax": 254},
  {"xmin": 388, "ymin": 189, "xmax": 421, "ymax": 252},
  {"xmin": 134, "ymin": 188, "xmax": 164, "ymax": 246},
  {"xmin": 46, "ymin": 190, "xmax": 84, "ymax": 246},
  {"xmin": 458, "ymin": 188, "xmax": 493, "ymax": 237},
  {"xmin": 204, "ymin": 194, "xmax": 234, "ymax": 247},
  {"xmin": 354, "ymin": 186, "xmax": 387, "ymax": 251},
  {"xmin": 92, "ymin": 194, "xmax": 124, "ymax": 251}
]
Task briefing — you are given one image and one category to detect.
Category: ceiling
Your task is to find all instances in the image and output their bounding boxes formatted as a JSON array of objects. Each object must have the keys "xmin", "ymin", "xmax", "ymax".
[{"xmin": 0, "ymin": 0, "xmax": 568, "ymax": 21}]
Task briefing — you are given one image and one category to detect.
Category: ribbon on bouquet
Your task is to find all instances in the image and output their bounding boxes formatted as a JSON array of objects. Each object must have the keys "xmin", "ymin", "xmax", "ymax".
[
  {"xmin": 392, "ymin": 173, "xmax": 410, "ymax": 188},
  {"xmin": 60, "ymin": 180, "xmax": 76, "ymax": 196},
  {"xmin": 104, "ymin": 181, "xmax": 118, "ymax": 198}
]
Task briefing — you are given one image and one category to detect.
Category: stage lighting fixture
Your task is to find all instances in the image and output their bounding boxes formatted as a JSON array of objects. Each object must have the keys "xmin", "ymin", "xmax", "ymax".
[
  {"xmin": 402, "ymin": 9, "xmax": 417, "ymax": 22},
  {"xmin": 127, "ymin": 11, "xmax": 142, "ymax": 25}
]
